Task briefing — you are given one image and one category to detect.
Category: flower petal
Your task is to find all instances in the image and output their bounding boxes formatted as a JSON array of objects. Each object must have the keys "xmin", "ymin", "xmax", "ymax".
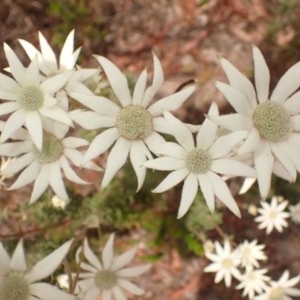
[
  {"xmin": 94, "ymin": 55, "xmax": 132, "ymax": 107},
  {"xmin": 144, "ymin": 157, "xmax": 186, "ymax": 171},
  {"xmin": 143, "ymin": 131, "xmax": 165, "ymax": 155},
  {"xmin": 0, "ymin": 141, "xmax": 33, "ymax": 158},
  {"xmin": 25, "ymin": 239, "xmax": 73, "ymax": 283},
  {"xmin": 85, "ymin": 287, "xmax": 101, "ymax": 300},
  {"xmin": 49, "ymin": 161, "xmax": 69, "ymax": 200},
  {"xmin": 102, "ymin": 233, "xmax": 115, "ymax": 269},
  {"xmin": 39, "ymin": 106, "xmax": 73, "ymax": 127},
  {"xmin": 284, "ymin": 91, "xmax": 300, "ymax": 115},
  {"xmin": 117, "ymin": 278, "xmax": 145, "ymax": 295},
  {"xmin": 210, "ymin": 159, "xmax": 256, "ymax": 177},
  {"xmin": 116, "ymin": 264, "xmax": 151, "ymax": 277},
  {"xmin": 30, "ymin": 164, "xmax": 50, "ymax": 204},
  {"xmin": 26, "ymin": 56, "xmax": 41, "ymax": 85},
  {"xmin": 25, "ymin": 111, "xmax": 43, "ymax": 150},
  {"xmin": 237, "ymin": 127, "xmax": 260, "ymax": 155},
  {"xmin": 206, "ymin": 114, "xmax": 252, "ymax": 131},
  {"xmin": 62, "ymin": 137, "xmax": 89, "ymax": 148},
  {"xmin": 83, "ymin": 238, "xmax": 103, "ymax": 271},
  {"xmin": 156, "ymin": 142, "xmax": 186, "ymax": 159},
  {"xmin": 10, "ymin": 239, "xmax": 27, "ymax": 272},
  {"xmin": 0, "ymin": 102, "xmax": 19, "ymax": 115},
  {"xmin": 132, "ymin": 68, "xmax": 147, "ymax": 105},
  {"xmin": 0, "ymin": 72, "xmax": 21, "ymax": 92},
  {"xmin": 177, "ymin": 173, "xmax": 198, "ymax": 218},
  {"xmin": 59, "ymin": 30, "xmax": 76, "ymax": 70},
  {"xmin": 198, "ymin": 173, "xmax": 215, "ymax": 213},
  {"xmin": 152, "ymin": 117, "xmax": 173, "ymax": 134},
  {"xmin": 111, "ymin": 246, "xmax": 137, "ymax": 272},
  {"xmin": 38, "ymin": 31, "xmax": 58, "ymax": 72}
]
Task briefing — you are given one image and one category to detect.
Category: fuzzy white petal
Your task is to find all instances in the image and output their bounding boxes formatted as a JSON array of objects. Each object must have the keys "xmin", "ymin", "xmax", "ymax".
[
  {"xmin": 144, "ymin": 157, "xmax": 186, "ymax": 171},
  {"xmin": 60, "ymin": 156, "xmax": 89, "ymax": 184},
  {"xmin": 102, "ymin": 233, "xmax": 115, "ymax": 269},
  {"xmin": 29, "ymin": 283, "xmax": 76, "ymax": 300},
  {"xmin": 237, "ymin": 127, "xmax": 260, "ymax": 155},
  {"xmin": 0, "ymin": 72, "xmax": 21, "ymax": 92},
  {"xmin": 26, "ymin": 56, "xmax": 41, "ymax": 85},
  {"xmin": 38, "ymin": 31, "xmax": 58, "ymax": 72},
  {"xmin": 10, "ymin": 239, "xmax": 27, "ymax": 272},
  {"xmin": 0, "ymin": 141, "xmax": 33, "ymax": 158},
  {"xmin": 132, "ymin": 68, "xmax": 147, "ymax": 105},
  {"xmin": 118, "ymin": 279, "xmax": 145, "ymax": 295},
  {"xmin": 30, "ymin": 164, "xmax": 50, "ymax": 204},
  {"xmin": 210, "ymin": 159, "xmax": 256, "ymax": 177},
  {"xmin": 207, "ymin": 114, "xmax": 252, "ymax": 131},
  {"xmin": 70, "ymin": 111, "xmax": 115, "ymax": 129},
  {"xmin": 156, "ymin": 142, "xmax": 186, "ymax": 159},
  {"xmin": 143, "ymin": 131, "xmax": 165, "ymax": 155},
  {"xmin": 198, "ymin": 173, "xmax": 215, "ymax": 213},
  {"xmin": 49, "ymin": 162, "xmax": 68, "ymax": 200},
  {"xmin": 111, "ymin": 246, "xmax": 137, "ymax": 272},
  {"xmin": 59, "ymin": 30, "xmax": 75, "ymax": 69},
  {"xmin": 83, "ymin": 238, "xmax": 103, "ymax": 271},
  {"xmin": 116, "ymin": 264, "xmax": 152, "ymax": 277},
  {"xmin": 0, "ymin": 88, "xmax": 18, "ymax": 101},
  {"xmin": 25, "ymin": 111, "xmax": 43, "ymax": 150}
]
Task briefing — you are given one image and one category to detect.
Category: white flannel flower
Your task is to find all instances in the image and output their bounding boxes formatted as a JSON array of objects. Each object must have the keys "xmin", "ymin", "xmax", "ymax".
[
  {"xmin": 289, "ymin": 202, "xmax": 300, "ymax": 224},
  {"xmin": 69, "ymin": 53, "xmax": 197, "ymax": 191},
  {"xmin": 208, "ymin": 46, "xmax": 300, "ymax": 200},
  {"xmin": 237, "ymin": 266, "xmax": 270, "ymax": 299},
  {"xmin": 204, "ymin": 240, "xmax": 241, "ymax": 287},
  {"xmin": 76, "ymin": 234, "xmax": 151, "ymax": 300},
  {"xmin": 237, "ymin": 240, "xmax": 267, "ymax": 268},
  {"xmin": 255, "ymin": 196, "xmax": 290, "ymax": 234},
  {"xmin": 0, "ymin": 239, "xmax": 76, "ymax": 300},
  {"xmin": 144, "ymin": 103, "xmax": 256, "ymax": 218},
  {"xmin": 0, "ymin": 122, "xmax": 101, "ymax": 203},
  {"xmin": 0, "ymin": 43, "xmax": 74, "ymax": 150},
  {"xmin": 254, "ymin": 271, "xmax": 300, "ymax": 300}
]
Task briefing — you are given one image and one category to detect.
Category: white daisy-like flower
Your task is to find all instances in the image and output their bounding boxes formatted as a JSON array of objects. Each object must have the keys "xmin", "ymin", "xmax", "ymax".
[
  {"xmin": 237, "ymin": 240, "xmax": 267, "ymax": 268},
  {"xmin": 255, "ymin": 196, "xmax": 290, "ymax": 234},
  {"xmin": 236, "ymin": 266, "xmax": 270, "ymax": 299},
  {"xmin": 208, "ymin": 46, "xmax": 300, "ymax": 200},
  {"xmin": 0, "ymin": 239, "xmax": 76, "ymax": 300},
  {"xmin": 76, "ymin": 233, "xmax": 151, "ymax": 300},
  {"xmin": 204, "ymin": 240, "xmax": 241, "ymax": 287},
  {"xmin": 0, "ymin": 122, "xmax": 101, "ymax": 203},
  {"xmin": 69, "ymin": 53, "xmax": 197, "ymax": 191},
  {"xmin": 289, "ymin": 202, "xmax": 300, "ymax": 224},
  {"xmin": 144, "ymin": 104, "xmax": 256, "ymax": 218},
  {"xmin": 254, "ymin": 270, "xmax": 300, "ymax": 300},
  {"xmin": 0, "ymin": 43, "xmax": 74, "ymax": 150}
]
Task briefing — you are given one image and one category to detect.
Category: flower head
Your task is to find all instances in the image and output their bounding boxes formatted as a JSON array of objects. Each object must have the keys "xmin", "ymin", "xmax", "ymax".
[
  {"xmin": 69, "ymin": 53, "xmax": 196, "ymax": 191},
  {"xmin": 289, "ymin": 202, "xmax": 300, "ymax": 224},
  {"xmin": 0, "ymin": 239, "xmax": 76, "ymax": 300},
  {"xmin": 144, "ymin": 103, "xmax": 256, "ymax": 218},
  {"xmin": 204, "ymin": 240, "xmax": 241, "ymax": 287},
  {"xmin": 76, "ymin": 234, "xmax": 151, "ymax": 300},
  {"xmin": 255, "ymin": 196, "xmax": 290, "ymax": 234},
  {"xmin": 209, "ymin": 46, "xmax": 300, "ymax": 200}
]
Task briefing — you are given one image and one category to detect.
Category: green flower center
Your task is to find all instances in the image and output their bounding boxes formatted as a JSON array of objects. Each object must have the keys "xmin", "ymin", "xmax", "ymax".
[
  {"xmin": 185, "ymin": 148, "xmax": 211, "ymax": 174},
  {"xmin": 270, "ymin": 287, "xmax": 284, "ymax": 300},
  {"xmin": 94, "ymin": 270, "xmax": 117, "ymax": 290},
  {"xmin": 115, "ymin": 105, "xmax": 153, "ymax": 141},
  {"xmin": 18, "ymin": 86, "xmax": 44, "ymax": 111},
  {"xmin": 33, "ymin": 133, "xmax": 64, "ymax": 164},
  {"xmin": 252, "ymin": 101, "xmax": 291, "ymax": 143},
  {"xmin": 0, "ymin": 275, "xmax": 29, "ymax": 300}
]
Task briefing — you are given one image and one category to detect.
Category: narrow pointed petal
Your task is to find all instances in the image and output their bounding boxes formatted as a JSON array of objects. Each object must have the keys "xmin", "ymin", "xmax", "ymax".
[
  {"xmin": 102, "ymin": 233, "xmax": 115, "ymax": 269},
  {"xmin": 219, "ymin": 57, "xmax": 257, "ymax": 110},
  {"xmin": 26, "ymin": 56, "xmax": 41, "ymax": 84},
  {"xmin": 59, "ymin": 30, "xmax": 75, "ymax": 69},
  {"xmin": 76, "ymin": 246, "xmax": 98, "ymax": 273},
  {"xmin": 30, "ymin": 165, "xmax": 50, "ymax": 204},
  {"xmin": 132, "ymin": 68, "xmax": 147, "ymax": 105},
  {"xmin": 0, "ymin": 102, "xmax": 19, "ymax": 115},
  {"xmin": 29, "ymin": 283, "xmax": 76, "ymax": 300},
  {"xmin": 40, "ymin": 70, "xmax": 74, "ymax": 94},
  {"xmin": 198, "ymin": 173, "xmax": 215, "ymax": 213},
  {"xmin": 83, "ymin": 238, "xmax": 103, "ymax": 270},
  {"xmin": 85, "ymin": 287, "xmax": 100, "ymax": 300},
  {"xmin": 0, "ymin": 109, "xmax": 25, "ymax": 143},
  {"xmin": 116, "ymin": 264, "xmax": 151, "ymax": 277},
  {"xmin": 239, "ymin": 177, "xmax": 256, "ymax": 194},
  {"xmin": 10, "ymin": 239, "xmax": 27, "ymax": 272},
  {"xmin": 0, "ymin": 72, "xmax": 21, "ymax": 92},
  {"xmin": 118, "ymin": 279, "xmax": 145, "ymax": 295},
  {"xmin": 237, "ymin": 127, "xmax": 260, "ymax": 155},
  {"xmin": 278, "ymin": 141, "xmax": 300, "ymax": 173},
  {"xmin": 69, "ymin": 92, "xmax": 120, "ymax": 117},
  {"xmin": 25, "ymin": 239, "xmax": 73, "ymax": 283},
  {"xmin": 156, "ymin": 142, "xmax": 186, "ymax": 159},
  {"xmin": 207, "ymin": 114, "xmax": 252, "ymax": 131},
  {"xmin": 148, "ymin": 85, "xmax": 196, "ymax": 116},
  {"xmin": 60, "ymin": 156, "xmax": 89, "ymax": 184},
  {"xmin": 209, "ymin": 131, "xmax": 249, "ymax": 159},
  {"xmin": 0, "ymin": 87, "xmax": 19, "ymax": 101},
  {"xmin": 271, "ymin": 60, "xmax": 300, "ymax": 103},
  {"xmin": 25, "ymin": 111, "xmax": 43, "ymax": 150},
  {"xmin": 197, "ymin": 102, "xmax": 219, "ymax": 150},
  {"xmin": 153, "ymin": 117, "xmax": 173, "ymax": 134},
  {"xmin": 273, "ymin": 159, "xmax": 293, "ymax": 182},
  {"xmin": 4, "ymin": 43, "xmax": 26, "ymax": 86},
  {"xmin": 177, "ymin": 173, "xmax": 198, "ymax": 218},
  {"xmin": 284, "ymin": 91, "xmax": 300, "ymax": 115},
  {"xmin": 49, "ymin": 162, "xmax": 68, "ymax": 200},
  {"xmin": 144, "ymin": 157, "xmax": 186, "ymax": 171},
  {"xmin": 101, "ymin": 138, "xmax": 130, "ymax": 189},
  {"xmin": 130, "ymin": 142, "xmax": 147, "ymax": 191},
  {"xmin": 0, "ymin": 243, "xmax": 10, "ymax": 276},
  {"xmin": 44, "ymin": 94, "xmax": 58, "ymax": 108},
  {"xmin": 112, "ymin": 286, "xmax": 127, "ymax": 300},
  {"xmin": 152, "ymin": 168, "xmax": 189, "ymax": 193},
  {"xmin": 207, "ymin": 171, "xmax": 241, "ymax": 217},
  {"xmin": 270, "ymin": 143, "xmax": 296, "ymax": 181},
  {"xmin": 291, "ymin": 115, "xmax": 300, "ymax": 131},
  {"xmin": 210, "ymin": 159, "xmax": 256, "ymax": 177},
  {"xmin": 254, "ymin": 141, "xmax": 274, "ymax": 200},
  {"xmin": 38, "ymin": 31, "xmax": 58, "ymax": 72},
  {"xmin": 215, "ymin": 82, "xmax": 254, "ymax": 115},
  {"xmin": 143, "ymin": 131, "xmax": 165, "ymax": 155},
  {"xmin": 62, "ymin": 137, "xmax": 89, "ymax": 148},
  {"xmin": 111, "ymin": 246, "xmax": 137, "ymax": 271},
  {"xmin": 69, "ymin": 68, "xmax": 98, "ymax": 83},
  {"xmin": 7, "ymin": 161, "xmax": 40, "ymax": 190},
  {"xmin": 82, "ymin": 128, "xmax": 119, "ymax": 166},
  {"xmin": 39, "ymin": 106, "xmax": 73, "ymax": 127},
  {"xmin": 163, "ymin": 111, "xmax": 194, "ymax": 151},
  {"xmin": 94, "ymin": 55, "xmax": 132, "ymax": 107},
  {"xmin": 0, "ymin": 141, "xmax": 32, "ymax": 159},
  {"xmin": 1, "ymin": 152, "xmax": 34, "ymax": 175},
  {"xmin": 253, "ymin": 46, "xmax": 270, "ymax": 104},
  {"xmin": 141, "ymin": 53, "xmax": 164, "ymax": 107},
  {"xmin": 102, "ymin": 290, "xmax": 112, "ymax": 300}
]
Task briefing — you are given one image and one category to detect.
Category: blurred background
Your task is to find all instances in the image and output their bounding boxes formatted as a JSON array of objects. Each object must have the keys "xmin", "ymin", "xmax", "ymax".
[{"xmin": 1, "ymin": 0, "xmax": 300, "ymax": 299}]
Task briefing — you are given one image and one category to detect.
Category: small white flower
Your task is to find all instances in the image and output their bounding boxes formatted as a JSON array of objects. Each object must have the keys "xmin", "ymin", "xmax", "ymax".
[
  {"xmin": 289, "ymin": 202, "xmax": 300, "ymax": 224},
  {"xmin": 0, "ymin": 43, "xmax": 74, "ymax": 150},
  {"xmin": 236, "ymin": 266, "xmax": 270, "ymax": 299},
  {"xmin": 255, "ymin": 196, "xmax": 290, "ymax": 234},
  {"xmin": 69, "ymin": 53, "xmax": 197, "ymax": 191},
  {"xmin": 204, "ymin": 240, "xmax": 241, "ymax": 287},
  {"xmin": 51, "ymin": 195, "xmax": 69, "ymax": 209},
  {"xmin": 254, "ymin": 270, "xmax": 300, "ymax": 300},
  {"xmin": 237, "ymin": 240, "xmax": 267, "ymax": 268},
  {"xmin": 0, "ymin": 239, "xmax": 76, "ymax": 300},
  {"xmin": 0, "ymin": 123, "xmax": 101, "ymax": 203},
  {"xmin": 76, "ymin": 234, "xmax": 151, "ymax": 300},
  {"xmin": 209, "ymin": 46, "xmax": 300, "ymax": 200},
  {"xmin": 144, "ymin": 104, "xmax": 256, "ymax": 218}
]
